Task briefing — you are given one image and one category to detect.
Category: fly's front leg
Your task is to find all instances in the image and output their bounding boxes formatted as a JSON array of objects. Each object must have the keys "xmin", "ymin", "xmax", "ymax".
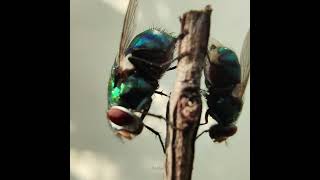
[
  {"xmin": 164, "ymin": 31, "xmax": 190, "ymax": 71},
  {"xmin": 175, "ymin": 30, "xmax": 188, "ymax": 41}
]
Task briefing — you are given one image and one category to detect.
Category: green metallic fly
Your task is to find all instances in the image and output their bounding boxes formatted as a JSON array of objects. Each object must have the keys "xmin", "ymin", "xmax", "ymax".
[
  {"xmin": 106, "ymin": 0, "xmax": 181, "ymax": 152},
  {"xmin": 197, "ymin": 30, "xmax": 250, "ymax": 143}
]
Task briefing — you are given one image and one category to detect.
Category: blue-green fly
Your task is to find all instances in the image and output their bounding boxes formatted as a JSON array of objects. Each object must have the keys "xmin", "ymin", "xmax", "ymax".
[
  {"xmin": 106, "ymin": 0, "xmax": 179, "ymax": 152},
  {"xmin": 197, "ymin": 30, "xmax": 250, "ymax": 143}
]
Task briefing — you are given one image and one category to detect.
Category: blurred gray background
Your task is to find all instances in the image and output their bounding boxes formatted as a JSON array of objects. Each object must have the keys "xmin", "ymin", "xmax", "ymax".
[{"xmin": 70, "ymin": 0, "xmax": 250, "ymax": 179}]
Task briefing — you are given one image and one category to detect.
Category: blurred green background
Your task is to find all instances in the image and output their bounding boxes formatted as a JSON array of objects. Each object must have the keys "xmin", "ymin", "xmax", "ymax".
[{"xmin": 70, "ymin": 0, "xmax": 250, "ymax": 179}]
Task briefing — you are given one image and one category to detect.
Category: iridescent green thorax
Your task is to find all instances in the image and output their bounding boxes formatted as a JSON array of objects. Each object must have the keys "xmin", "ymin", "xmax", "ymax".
[
  {"xmin": 125, "ymin": 28, "xmax": 176, "ymax": 55},
  {"xmin": 108, "ymin": 73, "xmax": 155, "ymax": 109}
]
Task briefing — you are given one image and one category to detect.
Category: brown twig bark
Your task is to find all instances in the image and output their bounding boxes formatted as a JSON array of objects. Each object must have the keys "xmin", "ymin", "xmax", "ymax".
[{"xmin": 164, "ymin": 5, "xmax": 212, "ymax": 180}]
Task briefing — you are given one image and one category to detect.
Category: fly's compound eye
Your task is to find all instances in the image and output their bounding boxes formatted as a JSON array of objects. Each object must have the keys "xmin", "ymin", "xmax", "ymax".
[
  {"xmin": 107, "ymin": 106, "xmax": 136, "ymax": 126},
  {"xmin": 209, "ymin": 124, "xmax": 238, "ymax": 142}
]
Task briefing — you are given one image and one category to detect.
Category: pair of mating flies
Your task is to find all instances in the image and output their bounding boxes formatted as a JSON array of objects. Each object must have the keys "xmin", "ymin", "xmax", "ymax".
[{"xmin": 106, "ymin": 0, "xmax": 250, "ymax": 153}]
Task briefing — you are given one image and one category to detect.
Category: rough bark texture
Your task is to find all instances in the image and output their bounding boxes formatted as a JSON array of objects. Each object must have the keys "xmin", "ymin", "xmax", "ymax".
[{"xmin": 164, "ymin": 5, "xmax": 212, "ymax": 180}]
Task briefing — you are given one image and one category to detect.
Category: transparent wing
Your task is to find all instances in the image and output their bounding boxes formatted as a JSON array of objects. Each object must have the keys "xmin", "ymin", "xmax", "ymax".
[
  {"xmin": 240, "ymin": 29, "xmax": 250, "ymax": 93},
  {"xmin": 117, "ymin": 0, "xmax": 138, "ymax": 64}
]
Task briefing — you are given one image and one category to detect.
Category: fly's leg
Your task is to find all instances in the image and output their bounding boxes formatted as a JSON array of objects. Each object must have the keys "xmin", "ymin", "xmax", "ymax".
[
  {"xmin": 197, "ymin": 110, "xmax": 221, "ymax": 139},
  {"xmin": 161, "ymin": 51, "xmax": 190, "ymax": 70},
  {"xmin": 163, "ymin": 31, "xmax": 190, "ymax": 71},
  {"xmin": 146, "ymin": 113, "xmax": 179, "ymax": 130},
  {"xmin": 144, "ymin": 124, "xmax": 165, "ymax": 154},
  {"xmin": 165, "ymin": 52, "xmax": 191, "ymax": 71},
  {"xmin": 196, "ymin": 129, "xmax": 209, "ymax": 139},
  {"xmin": 200, "ymin": 110, "xmax": 210, "ymax": 125},
  {"xmin": 146, "ymin": 113, "xmax": 166, "ymax": 120},
  {"xmin": 174, "ymin": 30, "xmax": 189, "ymax": 42},
  {"xmin": 146, "ymin": 113, "xmax": 177, "ymax": 130},
  {"xmin": 146, "ymin": 112, "xmax": 183, "ymax": 131},
  {"xmin": 200, "ymin": 89, "xmax": 208, "ymax": 97},
  {"xmin": 154, "ymin": 90, "xmax": 170, "ymax": 97},
  {"xmin": 166, "ymin": 66, "xmax": 177, "ymax": 71}
]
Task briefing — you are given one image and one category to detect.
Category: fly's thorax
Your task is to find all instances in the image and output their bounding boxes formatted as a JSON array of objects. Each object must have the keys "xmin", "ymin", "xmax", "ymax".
[
  {"xmin": 205, "ymin": 45, "xmax": 241, "ymax": 89},
  {"xmin": 108, "ymin": 72, "xmax": 156, "ymax": 110}
]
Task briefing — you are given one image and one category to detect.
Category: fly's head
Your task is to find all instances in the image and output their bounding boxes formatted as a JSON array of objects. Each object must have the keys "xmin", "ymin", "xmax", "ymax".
[
  {"xmin": 106, "ymin": 106, "xmax": 144, "ymax": 140},
  {"xmin": 208, "ymin": 123, "xmax": 238, "ymax": 143}
]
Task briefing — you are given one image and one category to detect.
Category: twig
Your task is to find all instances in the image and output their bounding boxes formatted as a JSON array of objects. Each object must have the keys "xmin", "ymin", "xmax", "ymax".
[{"xmin": 164, "ymin": 5, "xmax": 212, "ymax": 180}]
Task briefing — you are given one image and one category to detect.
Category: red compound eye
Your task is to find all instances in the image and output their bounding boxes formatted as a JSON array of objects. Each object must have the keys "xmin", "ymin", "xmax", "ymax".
[
  {"xmin": 209, "ymin": 124, "xmax": 238, "ymax": 140},
  {"xmin": 222, "ymin": 125, "xmax": 238, "ymax": 137},
  {"xmin": 106, "ymin": 107, "xmax": 135, "ymax": 126}
]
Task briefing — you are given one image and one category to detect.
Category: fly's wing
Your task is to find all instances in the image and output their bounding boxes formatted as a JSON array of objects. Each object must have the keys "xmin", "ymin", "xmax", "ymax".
[
  {"xmin": 106, "ymin": 0, "xmax": 138, "ymax": 143},
  {"xmin": 108, "ymin": 0, "xmax": 138, "ymax": 107},
  {"xmin": 117, "ymin": 0, "xmax": 138, "ymax": 65},
  {"xmin": 239, "ymin": 29, "xmax": 250, "ymax": 99}
]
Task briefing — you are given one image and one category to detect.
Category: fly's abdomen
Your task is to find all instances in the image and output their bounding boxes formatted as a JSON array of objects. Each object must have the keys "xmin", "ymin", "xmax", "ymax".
[{"xmin": 207, "ymin": 94, "xmax": 243, "ymax": 125}]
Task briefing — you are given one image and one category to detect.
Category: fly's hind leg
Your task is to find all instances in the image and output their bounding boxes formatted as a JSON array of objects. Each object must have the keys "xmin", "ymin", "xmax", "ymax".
[
  {"xmin": 197, "ymin": 110, "xmax": 210, "ymax": 140},
  {"xmin": 145, "ymin": 112, "xmax": 182, "ymax": 131},
  {"xmin": 144, "ymin": 124, "xmax": 165, "ymax": 154}
]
